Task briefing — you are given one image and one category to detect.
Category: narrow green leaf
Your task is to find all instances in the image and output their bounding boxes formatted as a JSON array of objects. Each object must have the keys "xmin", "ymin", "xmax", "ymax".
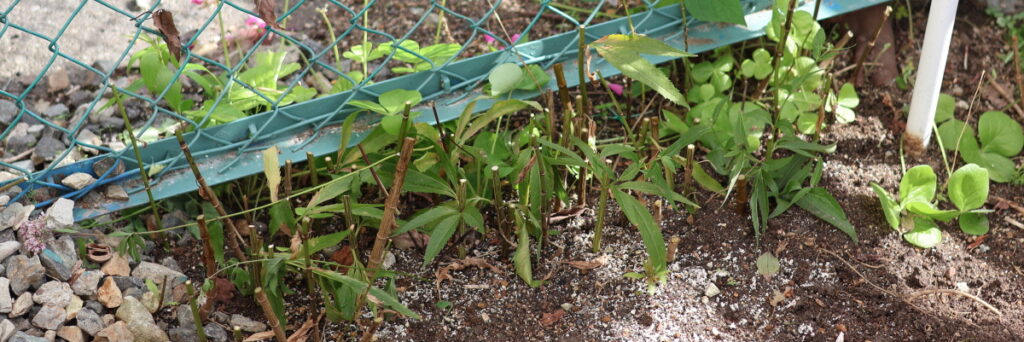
[
  {"xmin": 870, "ymin": 183, "xmax": 900, "ymax": 231},
  {"xmin": 423, "ymin": 214, "xmax": 461, "ymax": 266},
  {"xmin": 795, "ymin": 187, "xmax": 858, "ymax": 242},
  {"xmin": 612, "ymin": 189, "xmax": 667, "ymax": 272},
  {"xmin": 513, "ymin": 215, "xmax": 541, "ymax": 287},
  {"xmin": 312, "ymin": 268, "xmax": 420, "ymax": 319},
  {"xmin": 592, "ymin": 34, "xmax": 690, "ymax": 106},
  {"xmin": 393, "ymin": 205, "xmax": 459, "ymax": 237},
  {"xmin": 905, "ymin": 201, "xmax": 959, "ymax": 222}
]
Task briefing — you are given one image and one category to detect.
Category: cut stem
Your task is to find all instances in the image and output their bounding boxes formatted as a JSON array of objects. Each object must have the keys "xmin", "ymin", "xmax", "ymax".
[
  {"xmin": 254, "ymin": 287, "xmax": 287, "ymax": 342},
  {"xmin": 367, "ymin": 137, "xmax": 416, "ymax": 280},
  {"xmin": 186, "ymin": 281, "xmax": 209, "ymax": 342}
]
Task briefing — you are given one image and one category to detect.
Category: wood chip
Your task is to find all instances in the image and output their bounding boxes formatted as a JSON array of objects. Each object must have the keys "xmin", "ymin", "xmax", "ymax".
[
  {"xmin": 539, "ymin": 309, "xmax": 566, "ymax": 326},
  {"xmin": 563, "ymin": 255, "xmax": 610, "ymax": 270},
  {"xmin": 435, "ymin": 257, "xmax": 503, "ymax": 290}
]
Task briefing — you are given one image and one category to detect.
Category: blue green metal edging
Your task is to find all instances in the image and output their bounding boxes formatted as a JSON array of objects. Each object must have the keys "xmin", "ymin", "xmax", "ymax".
[{"xmin": 7, "ymin": 0, "xmax": 887, "ymax": 221}]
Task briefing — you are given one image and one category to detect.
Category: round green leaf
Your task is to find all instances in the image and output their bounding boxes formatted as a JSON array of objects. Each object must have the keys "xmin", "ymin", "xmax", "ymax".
[
  {"xmin": 978, "ymin": 111, "xmax": 1023, "ymax": 157},
  {"xmin": 899, "ymin": 165, "xmax": 936, "ymax": 204},
  {"xmin": 903, "ymin": 218, "xmax": 942, "ymax": 248},
  {"xmin": 378, "ymin": 89, "xmax": 423, "ymax": 115},
  {"xmin": 489, "ymin": 63, "xmax": 523, "ymax": 96},
  {"xmin": 975, "ymin": 152, "xmax": 1018, "ymax": 183},
  {"xmin": 934, "ymin": 94, "xmax": 955, "ymax": 123},
  {"xmin": 837, "ymin": 83, "xmax": 859, "ymax": 109},
  {"xmin": 740, "ymin": 59, "xmax": 756, "ymax": 78},
  {"xmin": 947, "ymin": 164, "xmax": 989, "ymax": 211},
  {"xmin": 756, "ymin": 252, "xmax": 780, "ymax": 276},
  {"xmin": 936, "ymin": 119, "xmax": 981, "ymax": 160},
  {"xmin": 958, "ymin": 212, "xmax": 989, "ymax": 236}
]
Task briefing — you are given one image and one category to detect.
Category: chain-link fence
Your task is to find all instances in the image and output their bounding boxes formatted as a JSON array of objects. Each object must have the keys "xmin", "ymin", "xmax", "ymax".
[{"xmin": 0, "ymin": 0, "xmax": 884, "ymax": 221}]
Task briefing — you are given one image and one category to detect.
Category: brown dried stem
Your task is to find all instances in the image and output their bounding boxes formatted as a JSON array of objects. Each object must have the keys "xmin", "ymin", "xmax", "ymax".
[
  {"xmin": 254, "ymin": 287, "xmax": 287, "ymax": 342},
  {"xmin": 367, "ymin": 137, "xmax": 416, "ymax": 280}
]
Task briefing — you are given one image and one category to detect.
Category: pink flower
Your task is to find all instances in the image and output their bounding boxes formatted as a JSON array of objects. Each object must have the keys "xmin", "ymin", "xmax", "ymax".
[
  {"xmin": 246, "ymin": 15, "xmax": 266, "ymax": 28},
  {"xmin": 482, "ymin": 33, "xmax": 496, "ymax": 45},
  {"xmin": 190, "ymin": 0, "xmax": 204, "ymax": 4},
  {"xmin": 484, "ymin": 33, "xmax": 522, "ymax": 50},
  {"xmin": 608, "ymin": 83, "xmax": 624, "ymax": 96},
  {"xmin": 18, "ymin": 216, "xmax": 48, "ymax": 255}
]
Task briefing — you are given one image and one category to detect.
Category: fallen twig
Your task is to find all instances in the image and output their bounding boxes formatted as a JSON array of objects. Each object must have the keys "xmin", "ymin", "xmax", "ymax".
[{"xmin": 908, "ymin": 289, "xmax": 1003, "ymax": 316}]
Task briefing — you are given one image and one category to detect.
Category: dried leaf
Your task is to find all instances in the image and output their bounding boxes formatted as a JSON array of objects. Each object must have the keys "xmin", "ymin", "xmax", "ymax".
[
  {"xmin": 435, "ymin": 257, "xmax": 503, "ymax": 289},
  {"xmin": 966, "ymin": 234, "xmax": 989, "ymax": 250},
  {"xmin": 329, "ymin": 245, "xmax": 354, "ymax": 268},
  {"xmin": 563, "ymin": 254, "xmax": 610, "ymax": 270},
  {"xmin": 288, "ymin": 233, "xmax": 303, "ymax": 259},
  {"xmin": 152, "ymin": 10, "xmax": 182, "ymax": 62},
  {"xmin": 244, "ymin": 331, "xmax": 277, "ymax": 342},
  {"xmin": 262, "ymin": 146, "xmax": 280, "ymax": 202},
  {"xmin": 547, "ymin": 206, "xmax": 588, "ymax": 225},
  {"xmin": 255, "ymin": 0, "xmax": 284, "ymax": 29},
  {"xmin": 393, "ymin": 230, "xmax": 429, "ymax": 250},
  {"xmin": 539, "ymin": 309, "xmax": 566, "ymax": 326},
  {"xmin": 769, "ymin": 289, "xmax": 786, "ymax": 306},
  {"xmin": 208, "ymin": 277, "xmax": 236, "ymax": 303},
  {"xmin": 286, "ymin": 313, "xmax": 321, "ymax": 342}
]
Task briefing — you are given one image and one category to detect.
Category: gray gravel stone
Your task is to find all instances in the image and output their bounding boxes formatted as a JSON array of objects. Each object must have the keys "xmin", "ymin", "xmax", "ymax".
[
  {"xmin": 6, "ymin": 255, "xmax": 45, "ymax": 295},
  {"xmin": 32, "ymin": 281, "xmax": 72, "ymax": 307},
  {"xmin": 30, "ymin": 304, "xmax": 65, "ymax": 330},
  {"xmin": 0, "ymin": 277, "xmax": 11, "ymax": 313},
  {"xmin": 9, "ymin": 331, "xmax": 47, "ymax": 342},
  {"xmin": 72, "ymin": 270, "xmax": 103, "ymax": 296},
  {"xmin": 10, "ymin": 292, "xmax": 32, "ymax": 317},
  {"xmin": 75, "ymin": 308, "xmax": 104, "ymax": 336},
  {"xmin": 0, "ymin": 242, "xmax": 20, "ymax": 264}
]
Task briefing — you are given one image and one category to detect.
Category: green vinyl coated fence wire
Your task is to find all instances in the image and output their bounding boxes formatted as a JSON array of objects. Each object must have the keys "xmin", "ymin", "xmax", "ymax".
[{"xmin": 0, "ymin": 0, "xmax": 885, "ymax": 220}]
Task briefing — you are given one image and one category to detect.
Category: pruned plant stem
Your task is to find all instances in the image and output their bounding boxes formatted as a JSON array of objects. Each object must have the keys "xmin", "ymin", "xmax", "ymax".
[
  {"xmin": 367, "ymin": 137, "xmax": 416, "ymax": 281},
  {"xmin": 735, "ymin": 174, "xmax": 748, "ymax": 216},
  {"xmin": 232, "ymin": 327, "xmax": 243, "ymax": 342},
  {"xmin": 852, "ymin": 6, "xmax": 893, "ymax": 85},
  {"xmin": 491, "ymin": 166, "xmax": 511, "ymax": 248},
  {"xmin": 1015, "ymin": 35, "xmax": 1024, "ymax": 111},
  {"xmin": 306, "ymin": 152, "xmax": 319, "ymax": 187},
  {"xmin": 283, "ymin": 160, "xmax": 293, "ymax": 198},
  {"xmin": 195, "ymin": 215, "xmax": 217, "ymax": 279},
  {"xmin": 667, "ymin": 236, "xmax": 681, "ymax": 263},
  {"xmin": 254, "ymin": 287, "xmax": 287, "ymax": 342},
  {"xmin": 115, "ymin": 92, "xmax": 163, "ymax": 235},
  {"xmin": 577, "ymin": 25, "xmax": 590, "ymax": 115},
  {"xmin": 185, "ymin": 281, "xmax": 209, "ymax": 342},
  {"xmin": 684, "ymin": 144, "xmax": 695, "ymax": 192},
  {"xmin": 175, "ymin": 129, "xmax": 249, "ymax": 262}
]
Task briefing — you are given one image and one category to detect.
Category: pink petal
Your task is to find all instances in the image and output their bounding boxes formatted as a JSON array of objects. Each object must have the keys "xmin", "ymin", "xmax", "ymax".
[
  {"xmin": 608, "ymin": 83, "xmax": 624, "ymax": 96},
  {"xmin": 483, "ymin": 33, "xmax": 496, "ymax": 45},
  {"xmin": 246, "ymin": 15, "xmax": 265, "ymax": 28},
  {"xmin": 191, "ymin": 0, "xmax": 204, "ymax": 4},
  {"xmin": 510, "ymin": 34, "xmax": 521, "ymax": 42}
]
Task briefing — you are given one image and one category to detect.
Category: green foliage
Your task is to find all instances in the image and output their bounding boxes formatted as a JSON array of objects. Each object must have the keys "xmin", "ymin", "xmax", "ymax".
[
  {"xmin": 936, "ymin": 104, "xmax": 1024, "ymax": 182},
  {"xmin": 871, "ymin": 164, "xmax": 992, "ymax": 248},
  {"xmin": 487, "ymin": 63, "xmax": 552, "ymax": 96},
  {"xmin": 685, "ymin": 0, "xmax": 748, "ymax": 26},
  {"xmin": 592, "ymin": 34, "xmax": 692, "ymax": 105}
]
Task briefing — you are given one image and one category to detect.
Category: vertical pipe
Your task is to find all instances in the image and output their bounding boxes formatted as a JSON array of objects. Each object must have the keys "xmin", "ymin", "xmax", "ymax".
[{"xmin": 905, "ymin": 0, "xmax": 959, "ymax": 150}]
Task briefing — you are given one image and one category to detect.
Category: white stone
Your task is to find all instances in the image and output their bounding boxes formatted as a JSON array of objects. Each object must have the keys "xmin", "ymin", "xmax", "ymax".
[
  {"xmin": 45, "ymin": 198, "xmax": 75, "ymax": 230},
  {"xmin": 61, "ymin": 173, "xmax": 96, "ymax": 190}
]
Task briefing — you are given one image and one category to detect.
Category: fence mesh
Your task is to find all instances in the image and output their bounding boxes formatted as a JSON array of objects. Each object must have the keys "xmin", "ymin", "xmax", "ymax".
[{"xmin": 0, "ymin": 0, "xmax": 878, "ymax": 220}]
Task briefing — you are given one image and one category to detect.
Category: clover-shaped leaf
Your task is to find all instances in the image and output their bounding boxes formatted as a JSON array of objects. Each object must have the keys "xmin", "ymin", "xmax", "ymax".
[
  {"xmin": 343, "ymin": 42, "xmax": 387, "ymax": 64},
  {"xmin": 740, "ymin": 48, "xmax": 772, "ymax": 80}
]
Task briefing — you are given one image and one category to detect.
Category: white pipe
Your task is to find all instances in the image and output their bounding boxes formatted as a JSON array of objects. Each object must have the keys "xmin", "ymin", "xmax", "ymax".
[{"xmin": 906, "ymin": 0, "xmax": 959, "ymax": 149}]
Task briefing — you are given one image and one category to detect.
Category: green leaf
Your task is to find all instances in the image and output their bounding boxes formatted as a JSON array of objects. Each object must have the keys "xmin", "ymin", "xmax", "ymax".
[
  {"xmin": 262, "ymin": 146, "xmax": 281, "ymax": 202},
  {"xmin": 269, "ymin": 201, "xmax": 297, "ymax": 238},
  {"xmin": 978, "ymin": 111, "xmax": 1024, "ymax": 156},
  {"xmin": 903, "ymin": 218, "xmax": 942, "ymax": 248},
  {"xmin": 422, "ymin": 214, "xmax": 461, "ymax": 266},
  {"xmin": 936, "ymin": 120, "xmax": 981, "ymax": 160},
  {"xmin": 394, "ymin": 206, "xmax": 459, "ymax": 237},
  {"xmin": 935, "ymin": 94, "xmax": 955, "ymax": 123},
  {"xmin": 592, "ymin": 34, "xmax": 691, "ymax": 106},
  {"xmin": 403, "ymin": 170, "xmax": 456, "ymax": 197},
  {"xmin": 612, "ymin": 189, "xmax": 667, "ymax": 272},
  {"xmin": 686, "ymin": 0, "xmax": 748, "ymax": 26},
  {"xmin": 513, "ymin": 215, "xmax": 542, "ymax": 287},
  {"xmin": 755, "ymin": 252, "xmax": 780, "ymax": 276},
  {"xmin": 795, "ymin": 187, "xmax": 857, "ymax": 242},
  {"xmin": 462, "ymin": 206, "xmax": 484, "ymax": 229},
  {"xmin": 870, "ymin": 183, "xmax": 900, "ymax": 231},
  {"xmin": 145, "ymin": 279, "xmax": 160, "ymax": 294},
  {"xmin": 947, "ymin": 164, "xmax": 989, "ymax": 211},
  {"xmin": 975, "ymin": 152, "xmax": 1018, "ymax": 183},
  {"xmin": 311, "ymin": 268, "xmax": 420, "ymax": 319},
  {"xmin": 833, "ymin": 83, "xmax": 858, "ymax": 124},
  {"xmin": 201, "ymin": 203, "xmax": 226, "ymax": 263},
  {"xmin": 692, "ymin": 161, "xmax": 725, "ymax": 193},
  {"xmin": 298, "ymin": 231, "xmax": 351, "ymax": 258},
  {"xmin": 899, "ymin": 165, "xmax": 936, "ymax": 204},
  {"xmin": 958, "ymin": 212, "xmax": 989, "ymax": 235},
  {"xmin": 905, "ymin": 201, "xmax": 959, "ymax": 222},
  {"xmin": 488, "ymin": 63, "xmax": 523, "ymax": 96},
  {"xmin": 513, "ymin": 64, "xmax": 552, "ymax": 91},
  {"xmin": 379, "ymin": 89, "xmax": 423, "ymax": 115}
]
